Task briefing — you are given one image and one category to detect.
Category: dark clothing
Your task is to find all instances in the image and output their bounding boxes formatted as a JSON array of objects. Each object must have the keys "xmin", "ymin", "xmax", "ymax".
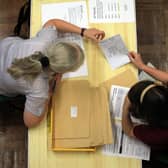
[{"xmin": 133, "ymin": 125, "xmax": 168, "ymax": 150}]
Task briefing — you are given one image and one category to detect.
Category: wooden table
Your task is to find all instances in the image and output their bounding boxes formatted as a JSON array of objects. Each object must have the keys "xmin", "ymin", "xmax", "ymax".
[{"xmin": 29, "ymin": 0, "xmax": 141, "ymax": 168}]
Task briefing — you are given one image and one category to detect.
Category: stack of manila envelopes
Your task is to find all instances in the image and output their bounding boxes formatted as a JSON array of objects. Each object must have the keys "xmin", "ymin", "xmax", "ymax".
[{"xmin": 51, "ymin": 80, "xmax": 113, "ymax": 149}]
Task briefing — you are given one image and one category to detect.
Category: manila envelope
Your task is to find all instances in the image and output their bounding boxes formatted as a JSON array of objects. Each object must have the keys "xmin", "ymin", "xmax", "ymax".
[
  {"xmin": 101, "ymin": 68, "xmax": 138, "ymax": 92},
  {"xmin": 51, "ymin": 80, "xmax": 113, "ymax": 148}
]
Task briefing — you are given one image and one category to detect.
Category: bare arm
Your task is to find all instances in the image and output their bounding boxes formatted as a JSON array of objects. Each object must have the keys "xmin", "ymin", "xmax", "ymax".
[
  {"xmin": 122, "ymin": 96, "xmax": 135, "ymax": 137},
  {"xmin": 43, "ymin": 19, "xmax": 105, "ymax": 42},
  {"xmin": 129, "ymin": 51, "xmax": 168, "ymax": 83},
  {"xmin": 23, "ymin": 99, "xmax": 49, "ymax": 128}
]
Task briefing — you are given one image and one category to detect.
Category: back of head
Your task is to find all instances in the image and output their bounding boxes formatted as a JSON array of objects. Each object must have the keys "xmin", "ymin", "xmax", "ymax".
[
  {"xmin": 8, "ymin": 42, "xmax": 84, "ymax": 81},
  {"xmin": 46, "ymin": 42, "xmax": 84, "ymax": 73},
  {"xmin": 128, "ymin": 80, "xmax": 168, "ymax": 128}
]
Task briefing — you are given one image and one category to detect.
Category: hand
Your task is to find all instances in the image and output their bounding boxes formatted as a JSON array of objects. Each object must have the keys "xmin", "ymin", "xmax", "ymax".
[
  {"xmin": 49, "ymin": 73, "xmax": 62, "ymax": 95},
  {"xmin": 83, "ymin": 28, "xmax": 105, "ymax": 42},
  {"xmin": 128, "ymin": 51, "xmax": 145, "ymax": 70},
  {"xmin": 55, "ymin": 73, "xmax": 62, "ymax": 83}
]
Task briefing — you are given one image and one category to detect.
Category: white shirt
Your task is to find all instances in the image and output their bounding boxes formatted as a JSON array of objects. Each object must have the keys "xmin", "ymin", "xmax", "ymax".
[{"xmin": 0, "ymin": 26, "xmax": 58, "ymax": 116}]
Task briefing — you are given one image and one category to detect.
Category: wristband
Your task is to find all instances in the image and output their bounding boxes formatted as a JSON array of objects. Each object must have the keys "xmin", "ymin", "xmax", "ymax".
[{"xmin": 80, "ymin": 28, "xmax": 86, "ymax": 37}]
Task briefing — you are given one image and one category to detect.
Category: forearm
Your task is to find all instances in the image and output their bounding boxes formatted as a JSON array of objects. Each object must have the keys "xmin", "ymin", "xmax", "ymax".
[
  {"xmin": 43, "ymin": 19, "xmax": 81, "ymax": 34},
  {"xmin": 43, "ymin": 19, "xmax": 105, "ymax": 42},
  {"xmin": 122, "ymin": 96, "xmax": 134, "ymax": 137},
  {"xmin": 142, "ymin": 65, "xmax": 168, "ymax": 83}
]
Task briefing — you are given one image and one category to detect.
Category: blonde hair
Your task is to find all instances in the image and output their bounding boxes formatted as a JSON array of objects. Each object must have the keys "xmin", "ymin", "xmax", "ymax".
[{"xmin": 7, "ymin": 42, "xmax": 84, "ymax": 81}]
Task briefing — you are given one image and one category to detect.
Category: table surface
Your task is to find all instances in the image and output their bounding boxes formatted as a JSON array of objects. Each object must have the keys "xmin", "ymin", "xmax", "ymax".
[{"xmin": 29, "ymin": 0, "xmax": 141, "ymax": 168}]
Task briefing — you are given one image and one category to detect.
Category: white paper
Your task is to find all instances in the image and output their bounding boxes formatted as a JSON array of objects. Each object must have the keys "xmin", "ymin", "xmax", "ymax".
[
  {"xmin": 70, "ymin": 106, "xmax": 78, "ymax": 118},
  {"xmin": 102, "ymin": 122, "xmax": 150, "ymax": 160},
  {"xmin": 110, "ymin": 85, "xmax": 129, "ymax": 119},
  {"xmin": 139, "ymin": 62, "xmax": 156, "ymax": 81},
  {"xmin": 89, "ymin": 0, "xmax": 135, "ymax": 23},
  {"xmin": 41, "ymin": 1, "xmax": 88, "ymax": 27},
  {"xmin": 99, "ymin": 34, "xmax": 130, "ymax": 69},
  {"xmin": 63, "ymin": 59, "xmax": 88, "ymax": 79}
]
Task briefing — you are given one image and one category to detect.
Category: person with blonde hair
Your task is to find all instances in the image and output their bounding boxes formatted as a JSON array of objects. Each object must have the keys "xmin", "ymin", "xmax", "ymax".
[{"xmin": 0, "ymin": 19, "xmax": 105, "ymax": 128}]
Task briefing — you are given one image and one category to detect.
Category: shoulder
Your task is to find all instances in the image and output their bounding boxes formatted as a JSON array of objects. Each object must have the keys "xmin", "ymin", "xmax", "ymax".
[
  {"xmin": 133, "ymin": 124, "xmax": 168, "ymax": 146},
  {"xmin": 34, "ymin": 26, "xmax": 58, "ymax": 42},
  {"xmin": 0, "ymin": 36, "xmax": 23, "ymax": 48}
]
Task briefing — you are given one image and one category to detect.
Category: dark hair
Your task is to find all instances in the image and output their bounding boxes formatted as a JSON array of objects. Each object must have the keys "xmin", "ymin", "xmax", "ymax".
[
  {"xmin": 14, "ymin": 0, "xmax": 30, "ymax": 38},
  {"xmin": 128, "ymin": 80, "xmax": 168, "ymax": 128}
]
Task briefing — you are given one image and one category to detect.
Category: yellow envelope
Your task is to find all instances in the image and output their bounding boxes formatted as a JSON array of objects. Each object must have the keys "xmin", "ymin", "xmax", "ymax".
[
  {"xmin": 51, "ymin": 80, "xmax": 113, "ymax": 148},
  {"xmin": 52, "ymin": 81, "xmax": 91, "ymax": 139}
]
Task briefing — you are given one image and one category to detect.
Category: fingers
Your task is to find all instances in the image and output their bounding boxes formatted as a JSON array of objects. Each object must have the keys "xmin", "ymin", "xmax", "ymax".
[
  {"xmin": 85, "ymin": 28, "xmax": 105, "ymax": 42},
  {"xmin": 129, "ymin": 51, "xmax": 141, "ymax": 60},
  {"xmin": 95, "ymin": 31, "xmax": 105, "ymax": 41},
  {"xmin": 55, "ymin": 73, "xmax": 62, "ymax": 83}
]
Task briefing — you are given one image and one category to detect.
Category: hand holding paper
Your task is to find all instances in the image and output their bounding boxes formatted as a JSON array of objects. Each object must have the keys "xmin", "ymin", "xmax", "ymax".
[{"xmin": 84, "ymin": 28, "xmax": 105, "ymax": 42}]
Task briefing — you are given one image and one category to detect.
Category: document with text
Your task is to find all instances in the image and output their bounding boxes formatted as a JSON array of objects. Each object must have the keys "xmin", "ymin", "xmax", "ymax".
[
  {"xmin": 41, "ymin": 1, "xmax": 88, "ymax": 27},
  {"xmin": 99, "ymin": 34, "xmax": 130, "ymax": 69},
  {"xmin": 102, "ymin": 85, "xmax": 151, "ymax": 160},
  {"xmin": 89, "ymin": 0, "xmax": 135, "ymax": 23}
]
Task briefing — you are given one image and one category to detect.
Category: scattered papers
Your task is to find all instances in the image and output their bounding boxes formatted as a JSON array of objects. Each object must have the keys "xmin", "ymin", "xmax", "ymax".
[
  {"xmin": 41, "ymin": 1, "xmax": 88, "ymax": 27},
  {"xmin": 89, "ymin": 0, "xmax": 135, "ymax": 23},
  {"xmin": 99, "ymin": 34, "xmax": 130, "ymax": 69},
  {"xmin": 102, "ymin": 85, "xmax": 151, "ymax": 160}
]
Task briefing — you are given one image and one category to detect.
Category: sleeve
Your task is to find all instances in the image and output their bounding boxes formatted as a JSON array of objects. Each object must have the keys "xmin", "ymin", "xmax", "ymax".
[
  {"xmin": 35, "ymin": 26, "xmax": 58, "ymax": 42},
  {"xmin": 133, "ymin": 125, "xmax": 168, "ymax": 146},
  {"xmin": 24, "ymin": 76, "xmax": 49, "ymax": 116},
  {"xmin": 24, "ymin": 96, "xmax": 47, "ymax": 116}
]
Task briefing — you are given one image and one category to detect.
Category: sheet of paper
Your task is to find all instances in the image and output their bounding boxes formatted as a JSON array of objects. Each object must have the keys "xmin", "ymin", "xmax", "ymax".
[
  {"xmin": 63, "ymin": 59, "xmax": 88, "ymax": 79},
  {"xmin": 109, "ymin": 85, "xmax": 129, "ymax": 119},
  {"xmin": 139, "ymin": 62, "xmax": 156, "ymax": 81},
  {"xmin": 89, "ymin": 0, "xmax": 135, "ymax": 23},
  {"xmin": 102, "ymin": 122, "xmax": 150, "ymax": 160},
  {"xmin": 99, "ymin": 34, "xmax": 130, "ymax": 69},
  {"xmin": 41, "ymin": 1, "xmax": 88, "ymax": 27}
]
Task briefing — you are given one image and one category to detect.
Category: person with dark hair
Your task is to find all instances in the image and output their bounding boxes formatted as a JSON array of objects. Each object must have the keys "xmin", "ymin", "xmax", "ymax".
[
  {"xmin": 14, "ymin": 0, "xmax": 30, "ymax": 38},
  {"xmin": 122, "ymin": 80, "xmax": 168, "ymax": 150},
  {"xmin": 122, "ymin": 80, "xmax": 168, "ymax": 167}
]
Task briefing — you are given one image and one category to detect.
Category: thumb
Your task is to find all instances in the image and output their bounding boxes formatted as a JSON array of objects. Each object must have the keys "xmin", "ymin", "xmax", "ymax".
[{"xmin": 90, "ymin": 35, "xmax": 99, "ymax": 42}]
